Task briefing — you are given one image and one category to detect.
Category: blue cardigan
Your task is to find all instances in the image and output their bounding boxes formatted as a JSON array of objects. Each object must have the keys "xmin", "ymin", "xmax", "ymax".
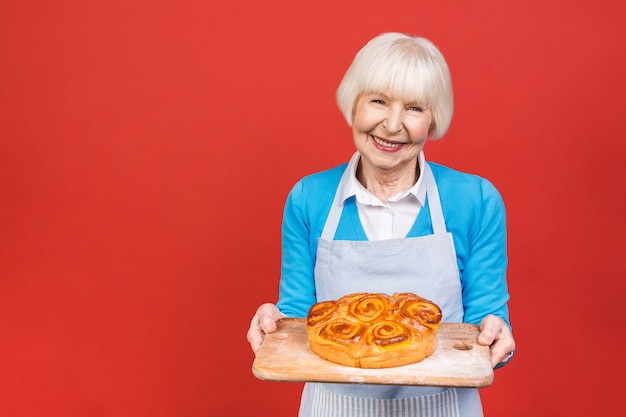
[{"xmin": 276, "ymin": 160, "xmax": 511, "ymax": 329}]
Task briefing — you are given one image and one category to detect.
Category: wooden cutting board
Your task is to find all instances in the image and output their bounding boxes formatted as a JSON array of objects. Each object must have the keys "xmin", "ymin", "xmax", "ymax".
[{"xmin": 252, "ymin": 318, "xmax": 493, "ymax": 388}]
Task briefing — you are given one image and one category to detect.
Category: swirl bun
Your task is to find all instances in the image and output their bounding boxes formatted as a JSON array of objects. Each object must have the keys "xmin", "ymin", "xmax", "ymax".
[
  {"xmin": 348, "ymin": 293, "xmax": 388, "ymax": 322},
  {"xmin": 306, "ymin": 292, "xmax": 442, "ymax": 368}
]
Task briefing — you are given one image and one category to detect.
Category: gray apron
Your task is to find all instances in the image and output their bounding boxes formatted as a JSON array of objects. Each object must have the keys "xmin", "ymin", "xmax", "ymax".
[{"xmin": 298, "ymin": 161, "xmax": 483, "ymax": 417}]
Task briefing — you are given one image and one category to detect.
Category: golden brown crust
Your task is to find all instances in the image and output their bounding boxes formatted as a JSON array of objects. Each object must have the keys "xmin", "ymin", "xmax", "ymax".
[{"xmin": 306, "ymin": 292, "xmax": 442, "ymax": 368}]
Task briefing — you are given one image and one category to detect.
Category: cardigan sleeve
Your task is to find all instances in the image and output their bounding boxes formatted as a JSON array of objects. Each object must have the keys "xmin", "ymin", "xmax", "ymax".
[
  {"xmin": 459, "ymin": 177, "xmax": 511, "ymax": 329},
  {"xmin": 275, "ymin": 180, "xmax": 319, "ymax": 318},
  {"xmin": 275, "ymin": 165, "xmax": 345, "ymax": 317}
]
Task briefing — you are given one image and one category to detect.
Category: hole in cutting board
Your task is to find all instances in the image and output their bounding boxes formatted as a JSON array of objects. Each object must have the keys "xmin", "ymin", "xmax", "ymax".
[{"xmin": 453, "ymin": 342, "xmax": 473, "ymax": 351}]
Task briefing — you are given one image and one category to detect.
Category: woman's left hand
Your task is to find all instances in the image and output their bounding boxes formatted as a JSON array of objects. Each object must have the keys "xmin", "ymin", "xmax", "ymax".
[{"xmin": 477, "ymin": 314, "xmax": 516, "ymax": 368}]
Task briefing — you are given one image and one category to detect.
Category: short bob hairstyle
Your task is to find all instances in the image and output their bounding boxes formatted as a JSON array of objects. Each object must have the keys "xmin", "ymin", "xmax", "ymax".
[{"xmin": 336, "ymin": 33, "xmax": 454, "ymax": 140}]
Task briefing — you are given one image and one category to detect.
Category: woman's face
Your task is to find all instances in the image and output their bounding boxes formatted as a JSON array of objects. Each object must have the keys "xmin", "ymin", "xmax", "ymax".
[{"xmin": 352, "ymin": 93, "xmax": 432, "ymax": 174}]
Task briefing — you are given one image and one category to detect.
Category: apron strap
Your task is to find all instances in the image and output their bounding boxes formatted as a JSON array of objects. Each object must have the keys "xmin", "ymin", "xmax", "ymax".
[
  {"xmin": 320, "ymin": 155, "xmax": 355, "ymax": 240},
  {"xmin": 423, "ymin": 162, "xmax": 448, "ymax": 234}
]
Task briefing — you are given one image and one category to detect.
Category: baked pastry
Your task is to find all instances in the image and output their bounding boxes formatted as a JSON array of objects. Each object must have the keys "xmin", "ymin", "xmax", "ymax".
[{"xmin": 306, "ymin": 292, "xmax": 442, "ymax": 368}]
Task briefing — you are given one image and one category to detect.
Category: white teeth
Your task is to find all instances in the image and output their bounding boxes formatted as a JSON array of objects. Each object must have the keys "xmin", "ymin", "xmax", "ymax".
[{"xmin": 373, "ymin": 136, "xmax": 401, "ymax": 148}]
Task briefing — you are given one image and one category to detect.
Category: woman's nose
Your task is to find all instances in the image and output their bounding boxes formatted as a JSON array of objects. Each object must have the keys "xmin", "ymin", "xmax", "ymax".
[{"xmin": 384, "ymin": 106, "xmax": 403, "ymax": 134}]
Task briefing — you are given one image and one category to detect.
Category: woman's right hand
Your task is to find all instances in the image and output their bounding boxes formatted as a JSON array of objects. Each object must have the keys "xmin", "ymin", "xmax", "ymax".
[{"xmin": 246, "ymin": 303, "xmax": 284, "ymax": 355}]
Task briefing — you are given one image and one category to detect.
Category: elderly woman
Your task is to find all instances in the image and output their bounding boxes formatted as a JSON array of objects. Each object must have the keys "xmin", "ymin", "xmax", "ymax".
[{"xmin": 247, "ymin": 32, "xmax": 515, "ymax": 417}]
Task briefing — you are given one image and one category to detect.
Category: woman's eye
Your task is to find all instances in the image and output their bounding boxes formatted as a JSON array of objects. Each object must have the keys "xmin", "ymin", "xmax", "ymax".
[
  {"xmin": 372, "ymin": 99, "xmax": 386, "ymax": 105},
  {"xmin": 408, "ymin": 106, "xmax": 423, "ymax": 112}
]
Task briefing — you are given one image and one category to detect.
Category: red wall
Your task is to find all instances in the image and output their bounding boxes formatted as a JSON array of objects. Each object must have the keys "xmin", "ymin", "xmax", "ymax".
[{"xmin": 2, "ymin": 1, "xmax": 625, "ymax": 415}]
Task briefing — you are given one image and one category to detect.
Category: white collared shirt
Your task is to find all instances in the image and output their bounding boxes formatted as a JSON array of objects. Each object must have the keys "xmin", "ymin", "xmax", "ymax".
[{"xmin": 340, "ymin": 152, "xmax": 427, "ymax": 240}]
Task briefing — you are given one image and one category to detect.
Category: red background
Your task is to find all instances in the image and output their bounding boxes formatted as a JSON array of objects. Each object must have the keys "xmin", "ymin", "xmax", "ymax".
[{"xmin": 1, "ymin": 1, "xmax": 625, "ymax": 416}]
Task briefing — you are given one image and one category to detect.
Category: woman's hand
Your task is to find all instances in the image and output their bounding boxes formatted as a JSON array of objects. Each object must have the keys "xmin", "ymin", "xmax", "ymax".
[
  {"xmin": 477, "ymin": 314, "xmax": 516, "ymax": 368},
  {"xmin": 246, "ymin": 303, "xmax": 284, "ymax": 355}
]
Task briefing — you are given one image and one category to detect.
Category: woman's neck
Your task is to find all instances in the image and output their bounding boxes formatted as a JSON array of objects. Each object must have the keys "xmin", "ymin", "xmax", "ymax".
[{"xmin": 356, "ymin": 160, "xmax": 420, "ymax": 203}]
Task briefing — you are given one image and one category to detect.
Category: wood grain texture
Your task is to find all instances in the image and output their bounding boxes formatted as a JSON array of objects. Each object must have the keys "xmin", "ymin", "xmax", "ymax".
[{"xmin": 252, "ymin": 318, "xmax": 493, "ymax": 387}]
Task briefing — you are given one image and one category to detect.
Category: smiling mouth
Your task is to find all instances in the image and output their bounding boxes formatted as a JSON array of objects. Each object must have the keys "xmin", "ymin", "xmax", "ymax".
[{"xmin": 372, "ymin": 135, "xmax": 403, "ymax": 149}]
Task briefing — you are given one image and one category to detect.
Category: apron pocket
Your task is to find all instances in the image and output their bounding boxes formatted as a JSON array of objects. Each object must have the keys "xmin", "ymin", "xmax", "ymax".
[{"xmin": 311, "ymin": 384, "xmax": 460, "ymax": 417}]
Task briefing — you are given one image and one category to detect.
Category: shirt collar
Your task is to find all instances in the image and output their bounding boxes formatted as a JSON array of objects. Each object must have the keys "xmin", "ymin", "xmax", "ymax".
[{"xmin": 339, "ymin": 151, "xmax": 427, "ymax": 206}]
